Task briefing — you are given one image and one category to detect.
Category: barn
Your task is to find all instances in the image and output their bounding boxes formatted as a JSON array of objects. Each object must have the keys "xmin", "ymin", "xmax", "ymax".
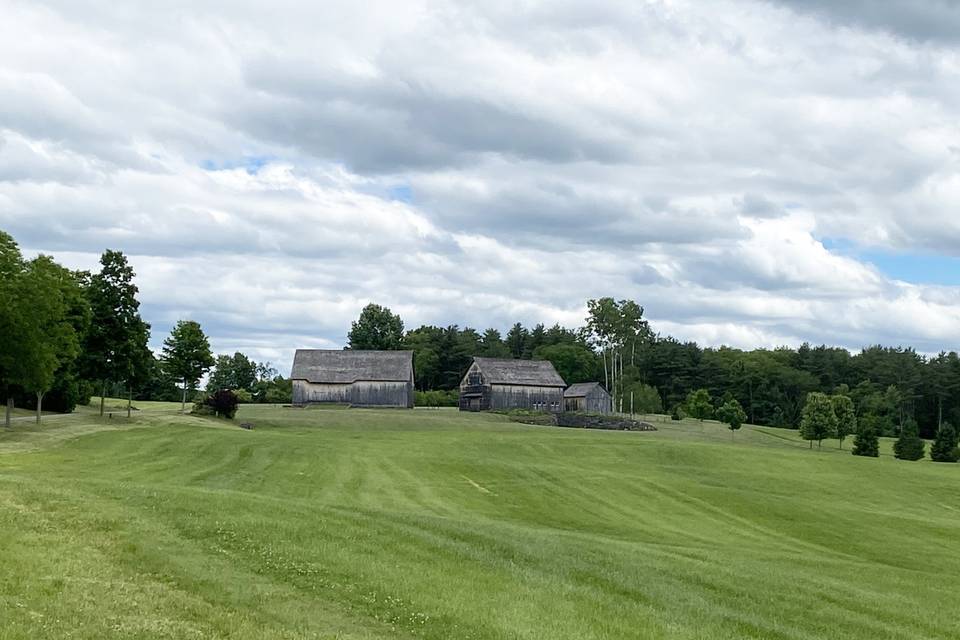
[
  {"xmin": 459, "ymin": 357, "xmax": 566, "ymax": 412},
  {"xmin": 290, "ymin": 350, "xmax": 414, "ymax": 408},
  {"xmin": 564, "ymin": 382, "xmax": 612, "ymax": 414}
]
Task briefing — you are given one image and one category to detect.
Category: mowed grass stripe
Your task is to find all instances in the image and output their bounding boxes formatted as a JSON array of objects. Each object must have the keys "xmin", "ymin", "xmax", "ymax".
[{"xmin": 1, "ymin": 404, "xmax": 959, "ymax": 638}]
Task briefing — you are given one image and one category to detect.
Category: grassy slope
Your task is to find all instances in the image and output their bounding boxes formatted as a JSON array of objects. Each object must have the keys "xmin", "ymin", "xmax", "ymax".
[{"xmin": 0, "ymin": 405, "xmax": 958, "ymax": 639}]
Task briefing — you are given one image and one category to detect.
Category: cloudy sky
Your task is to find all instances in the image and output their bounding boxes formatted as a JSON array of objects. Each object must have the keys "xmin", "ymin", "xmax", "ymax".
[{"xmin": 3, "ymin": 0, "xmax": 960, "ymax": 372}]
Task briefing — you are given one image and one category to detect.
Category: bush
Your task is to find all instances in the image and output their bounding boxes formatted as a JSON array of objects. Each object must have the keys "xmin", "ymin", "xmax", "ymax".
[
  {"xmin": 194, "ymin": 390, "xmax": 240, "ymax": 419},
  {"xmin": 671, "ymin": 405, "xmax": 685, "ymax": 421},
  {"xmin": 930, "ymin": 422, "xmax": 960, "ymax": 463},
  {"xmin": 852, "ymin": 420, "xmax": 879, "ymax": 458},
  {"xmin": 234, "ymin": 389, "xmax": 253, "ymax": 404},
  {"xmin": 893, "ymin": 418, "xmax": 925, "ymax": 461},
  {"xmin": 415, "ymin": 389, "xmax": 459, "ymax": 407}
]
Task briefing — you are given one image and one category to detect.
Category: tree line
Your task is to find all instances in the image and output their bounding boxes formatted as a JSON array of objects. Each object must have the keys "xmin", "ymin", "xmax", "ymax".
[
  {"xmin": 347, "ymin": 301, "xmax": 960, "ymax": 441},
  {"xmin": 0, "ymin": 231, "xmax": 290, "ymax": 425}
]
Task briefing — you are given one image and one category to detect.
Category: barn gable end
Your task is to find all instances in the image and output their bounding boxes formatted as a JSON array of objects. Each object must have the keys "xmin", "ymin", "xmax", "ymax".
[{"xmin": 459, "ymin": 357, "xmax": 566, "ymax": 412}]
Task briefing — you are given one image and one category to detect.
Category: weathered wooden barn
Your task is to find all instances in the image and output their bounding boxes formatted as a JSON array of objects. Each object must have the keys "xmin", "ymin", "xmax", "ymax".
[
  {"xmin": 290, "ymin": 350, "xmax": 414, "ymax": 408},
  {"xmin": 564, "ymin": 382, "xmax": 612, "ymax": 414},
  {"xmin": 459, "ymin": 357, "xmax": 566, "ymax": 412}
]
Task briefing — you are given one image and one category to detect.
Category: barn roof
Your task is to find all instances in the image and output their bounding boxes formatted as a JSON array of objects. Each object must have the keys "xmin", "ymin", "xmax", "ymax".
[
  {"xmin": 471, "ymin": 357, "xmax": 566, "ymax": 387},
  {"xmin": 565, "ymin": 382, "xmax": 608, "ymax": 398},
  {"xmin": 291, "ymin": 349, "xmax": 413, "ymax": 384}
]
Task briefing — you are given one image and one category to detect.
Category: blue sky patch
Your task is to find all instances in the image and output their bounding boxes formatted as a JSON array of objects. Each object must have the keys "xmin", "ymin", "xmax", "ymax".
[{"xmin": 822, "ymin": 237, "xmax": 960, "ymax": 286}]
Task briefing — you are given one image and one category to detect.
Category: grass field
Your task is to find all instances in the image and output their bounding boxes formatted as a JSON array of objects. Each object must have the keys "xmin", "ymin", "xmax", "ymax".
[{"xmin": 1, "ymin": 403, "xmax": 958, "ymax": 639}]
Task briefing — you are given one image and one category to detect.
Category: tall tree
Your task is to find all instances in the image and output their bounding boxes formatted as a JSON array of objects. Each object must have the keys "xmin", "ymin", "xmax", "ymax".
[
  {"xmin": 82, "ymin": 250, "xmax": 151, "ymax": 416},
  {"xmin": 505, "ymin": 323, "xmax": 529, "ymax": 359},
  {"xmin": 0, "ymin": 232, "xmax": 36, "ymax": 427},
  {"xmin": 22, "ymin": 256, "xmax": 89, "ymax": 423},
  {"xmin": 347, "ymin": 303, "xmax": 404, "ymax": 350},
  {"xmin": 830, "ymin": 394, "xmax": 857, "ymax": 450},
  {"xmin": 800, "ymin": 392, "xmax": 837, "ymax": 449},
  {"xmin": 161, "ymin": 320, "xmax": 215, "ymax": 412},
  {"xmin": 479, "ymin": 328, "xmax": 511, "ymax": 358},
  {"xmin": 207, "ymin": 352, "xmax": 259, "ymax": 392}
]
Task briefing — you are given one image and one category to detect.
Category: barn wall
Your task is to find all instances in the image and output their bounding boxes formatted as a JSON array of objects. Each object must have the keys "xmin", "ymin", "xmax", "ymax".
[
  {"xmin": 585, "ymin": 388, "xmax": 612, "ymax": 413},
  {"xmin": 293, "ymin": 381, "xmax": 352, "ymax": 404},
  {"xmin": 489, "ymin": 384, "xmax": 564, "ymax": 412},
  {"xmin": 350, "ymin": 380, "xmax": 413, "ymax": 408},
  {"xmin": 293, "ymin": 380, "xmax": 413, "ymax": 407}
]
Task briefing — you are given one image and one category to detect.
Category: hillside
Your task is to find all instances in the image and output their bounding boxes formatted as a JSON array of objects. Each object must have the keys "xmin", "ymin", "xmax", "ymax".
[{"xmin": 1, "ymin": 404, "xmax": 958, "ymax": 639}]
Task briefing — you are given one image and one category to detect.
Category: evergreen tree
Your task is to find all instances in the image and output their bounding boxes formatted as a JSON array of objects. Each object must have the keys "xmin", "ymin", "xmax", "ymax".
[
  {"xmin": 930, "ymin": 422, "xmax": 960, "ymax": 463},
  {"xmin": 506, "ymin": 323, "xmax": 529, "ymax": 359},
  {"xmin": 800, "ymin": 392, "xmax": 837, "ymax": 449},
  {"xmin": 851, "ymin": 419, "xmax": 880, "ymax": 457},
  {"xmin": 893, "ymin": 418, "xmax": 925, "ymax": 461}
]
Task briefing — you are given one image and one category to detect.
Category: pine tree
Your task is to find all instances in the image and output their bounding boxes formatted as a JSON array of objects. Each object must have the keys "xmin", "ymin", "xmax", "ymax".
[
  {"xmin": 851, "ymin": 420, "xmax": 879, "ymax": 457},
  {"xmin": 893, "ymin": 418, "xmax": 925, "ymax": 461},
  {"xmin": 930, "ymin": 422, "xmax": 960, "ymax": 463}
]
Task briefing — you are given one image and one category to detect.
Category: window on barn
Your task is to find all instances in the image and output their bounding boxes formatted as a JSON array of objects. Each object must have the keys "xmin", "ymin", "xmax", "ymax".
[{"xmin": 468, "ymin": 371, "xmax": 483, "ymax": 386}]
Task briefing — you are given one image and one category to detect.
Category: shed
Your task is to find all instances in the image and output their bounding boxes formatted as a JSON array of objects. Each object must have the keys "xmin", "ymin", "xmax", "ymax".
[
  {"xmin": 459, "ymin": 357, "xmax": 566, "ymax": 412},
  {"xmin": 290, "ymin": 350, "xmax": 414, "ymax": 408},
  {"xmin": 564, "ymin": 382, "xmax": 612, "ymax": 414}
]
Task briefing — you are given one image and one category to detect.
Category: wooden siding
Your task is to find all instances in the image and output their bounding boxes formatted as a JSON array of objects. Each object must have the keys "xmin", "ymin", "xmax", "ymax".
[
  {"xmin": 566, "ymin": 386, "xmax": 612, "ymax": 413},
  {"xmin": 293, "ymin": 379, "xmax": 413, "ymax": 408}
]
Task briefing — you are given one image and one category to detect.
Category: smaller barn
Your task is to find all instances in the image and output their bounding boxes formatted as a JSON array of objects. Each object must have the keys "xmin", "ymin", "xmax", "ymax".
[
  {"xmin": 459, "ymin": 357, "xmax": 566, "ymax": 412},
  {"xmin": 291, "ymin": 349, "xmax": 414, "ymax": 408},
  {"xmin": 564, "ymin": 382, "xmax": 613, "ymax": 414}
]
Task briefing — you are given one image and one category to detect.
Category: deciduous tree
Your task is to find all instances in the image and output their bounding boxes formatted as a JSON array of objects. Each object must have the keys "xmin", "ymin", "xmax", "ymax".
[
  {"xmin": 347, "ymin": 303, "xmax": 404, "ymax": 350},
  {"xmin": 830, "ymin": 394, "xmax": 857, "ymax": 450},
  {"xmin": 800, "ymin": 392, "xmax": 837, "ymax": 449},
  {"xmin": 161, "ymin": 320, "xmax": 215, "ymax": 412}
]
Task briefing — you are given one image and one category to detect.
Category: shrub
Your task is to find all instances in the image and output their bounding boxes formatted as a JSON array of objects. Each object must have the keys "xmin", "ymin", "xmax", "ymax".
[
  {"xmin": 851, "ymin": 421, "xmax": 879, "ymax": 458},
  {"xmin": 207, "ymin": 389, "xmax": 240, "ymax": 419},
  {"xmin": 671, "ymin": 405, "xmax": 685, "ymax": 421},
  {"xmin": 415, "ymin": 389, "xmax": 459, "ymax": 407},
  {"xmin": 234, "ymin": 389, "xmax": 253, "ymax": 404},
  {"xmin": 893, "ymin": 418, "xmax": 925, "ymax": 461},
  {"xmin": 930, "ymin": 422, "xmax": 960, "ymax": 463}
]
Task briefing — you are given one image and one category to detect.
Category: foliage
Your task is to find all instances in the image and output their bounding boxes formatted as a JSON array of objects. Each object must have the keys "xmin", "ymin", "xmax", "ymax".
[
  {"xmin": 851, "ymin": 417, "xmax": 880, "ymax": 457},
  {"xmin": 893, "ymin": 418, "xmax": 925, "ymax": 461},
  {"xmin": 161, "ymin": 320, "xmax": 215, "ymax": 411},
  {"xmin": 930, "ymin": 422, "xmax": 960, "ymax": 463},
  {"xmin": 685, "ymin": 388, "xmax": 713, "ymax": 421},
  {"xmin": 830, "ymin": 394, "xmax": 857, "ymax": 449},
  {"xmin": 671, "ymin": 405, "xmax": 685, "ymax": 421},
  {"xmin": 207, "ymin": 352, "xmax": 258, "ymax": 393},
  {"xmin": 415, "ymin": 389, "xmax": 459, "ymax": 407},
  {"xmin": 205, "ymin": 389, "xmax": 240, "ymax": 419},
  {"xmin": 800, "ymin": 392, "xmax": 837, "ymax": 448},
  {"xmin": 716, "ymin": 398, "xmax": 747, "ymax": 434},
  {"xmin": 622, "ymin": 382, "xmax": 663, "ymax": 414},
  {"xmin": 533, "ymin": 343, "xmax": 598, "ymax": 385},
  {"xmin": 81, "ymin": 250, "xmax": 152, "ymax": 412},
  {"xmin": 348, "ymin": 303, "xmax": 404, "ymax": 350}
]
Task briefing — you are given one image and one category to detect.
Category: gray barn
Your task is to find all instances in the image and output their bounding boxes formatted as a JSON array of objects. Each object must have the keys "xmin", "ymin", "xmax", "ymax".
[
  {"xmin": 459, "ymin": 357, "xmax": 566, "ymax": 412},
  {"xmin": 564, "ymin": 382, "xmax": 612, "ymax": 414},
  {"xmin": 291, "ymin": 350, "xmax": 414, "ymax": 408}
]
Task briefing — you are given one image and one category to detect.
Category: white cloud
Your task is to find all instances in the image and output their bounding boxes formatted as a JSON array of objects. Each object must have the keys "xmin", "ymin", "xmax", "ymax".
[{"xmin": 4, "ymin": 0, "xmax": 960, "ymax": 373}]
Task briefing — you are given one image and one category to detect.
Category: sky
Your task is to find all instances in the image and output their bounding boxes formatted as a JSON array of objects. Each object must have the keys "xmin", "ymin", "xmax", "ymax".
[{"xmin": 3, "ymin": 0, "xmax": 960, "ymax": 374}]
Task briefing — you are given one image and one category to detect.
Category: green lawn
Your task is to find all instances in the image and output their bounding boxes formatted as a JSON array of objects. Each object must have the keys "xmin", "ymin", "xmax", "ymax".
[{"xmin": 1, "ymin": 404, "xmax": 958, "ymax": 639}]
